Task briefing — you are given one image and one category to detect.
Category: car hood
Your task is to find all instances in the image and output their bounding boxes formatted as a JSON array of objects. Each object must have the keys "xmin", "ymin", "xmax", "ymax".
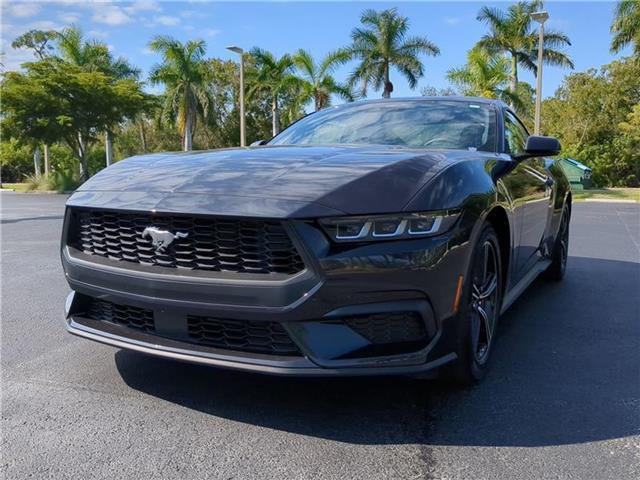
[{"xmin": 71, "ymin": 145, "xmax": 484, "ymax": 217}]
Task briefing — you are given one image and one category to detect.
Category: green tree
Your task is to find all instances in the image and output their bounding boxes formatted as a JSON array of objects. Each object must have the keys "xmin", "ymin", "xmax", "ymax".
[
  {"xmin": 2, "ymin": 60, "xmax": 149, "ymax": 181},
  {"xmin": 541, "ymin": 57, "xmax": 640, "ymax": 186},
  {"xmin": 247, "ymin": 48, "xmax": 300, "ymax": 136},
  {"xmin": 477, "ymin": 1, "xmax": 573, "ymax": 95},
  {"xmin": 11, "ymin": 29, "xmax": 57, "ymax": 60},
  {"xmin": 148, "ymin": 36, "xmax": 211, "ymax": 151},
  {"xmin": 56, "ymin": 26, "xmax": 141, "ymax": 166},
  {"xmin": 447, "ymin": 46, "xmax": 521, "ymax": 106},
  {"xmin": 611, "ymin": 0, "xmax": 640, "ymax": 55},
  {"xmin": 342, "ymin": 8, "xmax": 440, "ymax": 98},
  {"xmin": 292, "ymin": 49, "xmax": 353, "ymax": 110}
]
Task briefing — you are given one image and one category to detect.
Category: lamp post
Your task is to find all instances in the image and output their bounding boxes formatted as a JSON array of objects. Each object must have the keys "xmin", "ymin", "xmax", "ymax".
[
  {"xmin": 226, "ymin": 45, "xmax": 246, "ymax": 147},
  {"xmin": 531, "ymin": 10, "xmax": 549, "ymax": 135}
]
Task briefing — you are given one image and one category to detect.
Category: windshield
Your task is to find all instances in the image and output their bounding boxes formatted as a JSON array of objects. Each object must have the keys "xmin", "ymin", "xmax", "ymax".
[{"xmin": 270, "ymin": 100, "xmax": 497, "ymax": 151}]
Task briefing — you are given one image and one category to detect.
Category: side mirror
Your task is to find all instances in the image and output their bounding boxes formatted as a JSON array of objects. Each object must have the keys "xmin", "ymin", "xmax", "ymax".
[
  {"xmin": 516, "ymin": 135, "xmax": 561, "ymax": 159},
  {"xmin": 250, "ymin": 139, "xmax": 268, "ymax": 147}
]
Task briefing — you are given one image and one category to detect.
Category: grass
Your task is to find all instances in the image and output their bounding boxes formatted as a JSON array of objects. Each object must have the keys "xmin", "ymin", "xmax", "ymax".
[
  {"xmin": 0, "ymin": 183, "xmax": 30, "ymax": 192},
  {"xmin": 573, "ymin": 188, "xmax": 640, "ymax": 202}
]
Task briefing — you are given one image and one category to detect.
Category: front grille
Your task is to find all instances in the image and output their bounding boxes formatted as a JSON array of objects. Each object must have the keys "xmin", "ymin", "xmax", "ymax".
[
  {"xmin": 187, "ymin": 316, "xmax": 301, "ymax": 356},
  {"xmin": 84, "ymin": 298, "xmax": 155, "ymax": 333},
  {"xmin": 69, "ymin": 209, "xmax": 305, "ymax": 275},
  {"xmin": 78, "ymin": 296, "xmax": 301, "ymax": 356}
]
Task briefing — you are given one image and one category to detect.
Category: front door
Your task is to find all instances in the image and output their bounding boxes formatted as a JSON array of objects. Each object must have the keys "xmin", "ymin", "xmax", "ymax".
[{"xmin": 503, "ymin": 111, "xmax": 552, "ymax": 280}]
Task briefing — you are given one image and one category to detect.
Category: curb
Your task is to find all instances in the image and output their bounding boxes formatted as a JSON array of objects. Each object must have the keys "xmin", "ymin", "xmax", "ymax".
[{"xmin": 583, "ymin": 198, "xmax": 638, "ymax": 204}]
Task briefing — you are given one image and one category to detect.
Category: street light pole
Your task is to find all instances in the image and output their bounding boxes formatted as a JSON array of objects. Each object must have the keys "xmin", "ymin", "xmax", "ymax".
[
  {"xmin": 226, "ymin": 46, "xmax": 246, "ymax": 147},
  {"xmin": 531, "ymin": 11, "xmax": 549, "ymax": 135}
]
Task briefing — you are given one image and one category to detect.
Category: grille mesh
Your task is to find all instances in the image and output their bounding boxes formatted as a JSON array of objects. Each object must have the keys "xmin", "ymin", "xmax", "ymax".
[
  {"xmin": 187, "ymin": 315, "xmax": 300, "ymax": 356},
  {"xmin": 85, "ymin": 299, "xmax": 155, "ymax": 333},
  {"xmin": 80, "ymin": 297, "xmax": 301, "ymax": 356},
  {"xmin": 344, "ymin": 312, "xmax": 426, "ymax": 345},
  {"xmin": 70, "ymin": 209, "xmax": 305, "ymax": 275}
]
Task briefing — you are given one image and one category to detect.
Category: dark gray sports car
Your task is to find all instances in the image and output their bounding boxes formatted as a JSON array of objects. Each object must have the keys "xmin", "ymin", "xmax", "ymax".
[{"xmin": 61, "ymin": 97, "xmax": 571, "ymax": 384}]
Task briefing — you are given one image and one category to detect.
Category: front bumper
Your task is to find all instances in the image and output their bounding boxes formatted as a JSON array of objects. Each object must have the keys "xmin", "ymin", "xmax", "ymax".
[{"xmin": 62, "ymin": 211, "xmax": 472, "ymax": 377}]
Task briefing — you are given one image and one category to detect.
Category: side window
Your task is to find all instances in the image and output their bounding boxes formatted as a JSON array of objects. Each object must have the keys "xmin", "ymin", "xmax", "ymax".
[{"xmin": 504, "ymin": 111, "xmax": 529, "ymax": 155}]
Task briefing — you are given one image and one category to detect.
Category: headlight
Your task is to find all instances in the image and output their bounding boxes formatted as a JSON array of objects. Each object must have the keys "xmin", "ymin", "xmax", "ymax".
[{"xmin": 319, "ymin": 210, "xmax": 460, "ymax": 243}]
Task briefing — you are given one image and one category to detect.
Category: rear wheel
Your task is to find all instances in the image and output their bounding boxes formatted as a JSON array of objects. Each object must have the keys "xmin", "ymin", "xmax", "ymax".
[
  {"xmin": 447, "ymin": 223, "xmax": 502, "ymax": 385},
  {"xmin": 544, "ymin": 205, "xmax": 570, "ymax": 281}
]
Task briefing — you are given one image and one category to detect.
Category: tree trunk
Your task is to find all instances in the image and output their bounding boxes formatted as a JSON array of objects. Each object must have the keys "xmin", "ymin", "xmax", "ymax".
[
  {"xmin": 509, "ymin": 53, "xmax": 518, "ymax": 107},
  {"xmin": 382, "ymin": 63, "xmax": 391, "ymax": 99},
  {"xmin": 272, "ymin": 96, "xmax": 280, "ymax": 136},
  {"xmin": 183, "ymin": 113, "xmax": 193, "ymax": 151},
  {"xmin": 139, "ymin": 121, "xmax": 148, "ymax": 153},
  {"xmin": 78, "ymin": 132, "xmax": 88, "ymax": 182},
  {"xmin": 43, "ymin": 144, "xmax": 50, "ymax": 174},
  {"xmin": 105, "ymin": 131, "xmax": 113, "ymax": 167},
  {"xmin": 33, "ymin": 146, "xmax": 41, "ymax": 176}
]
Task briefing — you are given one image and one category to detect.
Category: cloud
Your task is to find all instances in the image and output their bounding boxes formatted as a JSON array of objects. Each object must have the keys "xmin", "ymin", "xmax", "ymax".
[
  {"xmin": 2, "ymin": 20, "xmax": 62, "ymax": 36},
  {"xmin": 58, "ymin": 12, "xmax": 81, "ymax": 24},
  {"xmin": 141, "ymin": 46, "xmax": 154, "ymax": 55},
  {"xmin": 92, "ymin": 6, "xmax": 132, "ymax": 26},
  {"xmin": 125, "ymin": 0, "xmax": 162, "ymax": 14},
  {"xmin": 153, "ymin": 15, "xmax": 180, "ymax": 26},
  {"xmin": 443, "ymin": 17, "xmax": 462, "ymax": 26},
  {"xmin": 202, "ymin": 28, "xmax": 221, "ymax": 37},
  {"xmin": 1, "ymin": 47, "xmax": 38, "ymax": 72},
  {"xmin": 6, "ymin": 3, "xmax": 41, "ymax": 18},
  {"xmin": 87, "ymin": 29, "xmax": 109, "ymax": 39}
]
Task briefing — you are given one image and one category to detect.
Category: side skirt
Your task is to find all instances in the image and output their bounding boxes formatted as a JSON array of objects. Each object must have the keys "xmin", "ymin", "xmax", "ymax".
[{"xmin": 500, "ymin": 259, "xmax": 551, "ymax": 314}]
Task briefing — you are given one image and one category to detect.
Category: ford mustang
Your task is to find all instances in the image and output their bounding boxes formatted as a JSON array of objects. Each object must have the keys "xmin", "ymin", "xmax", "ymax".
[{"xmin": 61, "ymin": 97, "xmax": 571, "ymax": 384}]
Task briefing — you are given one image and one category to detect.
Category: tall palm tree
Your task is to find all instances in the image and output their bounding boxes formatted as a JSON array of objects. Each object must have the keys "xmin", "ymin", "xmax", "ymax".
[
  {"xmin": 57, "ymin": 27, "xmax": 140, "ymax": 168},
  {"xmin": 247, "ymin": 48, "xmax": 300, "ymax": 136},
  {"xmin": 57, "ymin": 26, "xmax": 139, "ymax": 79},
  {"xmin": 292, "ymin": 49, "xmax": 354, "ymax": 110},
  {"xmin": 477, "ymin": 1, "xmax": 573, "ymax": 95},
  {"xmin": 611, "ymin": 0, "xmax": 640, "ymax": 55},
  {"xmin": 148, "ymin": 36, "xmax": 211, "ymax": 151},
  {"xmin": 447, "ymin": 47, "xmax": 521, "ymax": 107},
  {"xmin": 342, "ymin": 8, "xmax": 440, "ymax": 98}
]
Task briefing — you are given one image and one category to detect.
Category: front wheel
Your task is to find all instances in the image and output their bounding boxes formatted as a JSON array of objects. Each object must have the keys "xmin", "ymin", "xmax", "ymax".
[
  {"xmin": 447, "ymin": 223, "xmax": 502, "ymax": 385},
  {"xmin": 544, "ymin": 204, "xmax": 570, "ymax": 281}
]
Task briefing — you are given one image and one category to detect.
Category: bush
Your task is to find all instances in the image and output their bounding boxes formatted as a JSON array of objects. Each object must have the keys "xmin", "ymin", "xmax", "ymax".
[
  {"xmin": 24, "ymin": 173, "xmax": 49, "ymax": 191},
  {"xmin": 50, "ymin": 168, "xmax": 81, "ymax": 193},
  {"xmin": 23, "ymin": 169, "xmax": 81, "ymax": 193}
]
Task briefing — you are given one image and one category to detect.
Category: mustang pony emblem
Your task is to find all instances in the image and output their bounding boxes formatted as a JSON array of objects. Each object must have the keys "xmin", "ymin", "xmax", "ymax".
[{"xmin": 141, "ymin": 227, "xmax": 188, "ymax": 254}]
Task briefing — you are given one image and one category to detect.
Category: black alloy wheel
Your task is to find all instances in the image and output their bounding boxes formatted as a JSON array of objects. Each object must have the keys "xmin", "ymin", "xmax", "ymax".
[{"xmin": 448, "ymin": 223, "xmax": 502, "ymax": 385}]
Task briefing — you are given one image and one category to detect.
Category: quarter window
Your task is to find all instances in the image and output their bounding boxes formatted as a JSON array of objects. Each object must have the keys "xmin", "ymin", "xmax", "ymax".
[{"xmin": 504, "ymin": 111, "xmax": 529, "ymax": 155}]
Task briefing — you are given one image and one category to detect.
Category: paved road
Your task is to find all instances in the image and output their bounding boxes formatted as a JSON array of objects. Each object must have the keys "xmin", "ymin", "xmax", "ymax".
[{"xmin": 1, "ymin": 192, "xmax": 639, "ymax": 480}]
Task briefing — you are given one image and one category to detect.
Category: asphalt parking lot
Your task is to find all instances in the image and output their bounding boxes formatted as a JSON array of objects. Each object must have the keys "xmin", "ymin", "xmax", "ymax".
[{"xmin": 1, "ymin": 192, "xmax": 638, "ymax": 480}]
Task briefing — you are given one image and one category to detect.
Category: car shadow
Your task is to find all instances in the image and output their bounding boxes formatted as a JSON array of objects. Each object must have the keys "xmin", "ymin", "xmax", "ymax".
[{"xmin": 115, "ymin": 256, "xmax": 639, "ymax": 447}]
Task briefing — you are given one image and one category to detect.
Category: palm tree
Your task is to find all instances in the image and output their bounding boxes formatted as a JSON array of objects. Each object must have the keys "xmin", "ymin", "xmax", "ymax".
[
  {"xmin": 57, "ymin": 27, "xmax": 140, "ymax": 168},
  {"xmin": 611, "ymin": 0, "xmax": 640, "ymax": 55},
  {"xmin": 292, "ymin": 49, "xmax": 354, "ymax": 110},
  {"xmin": 477, "ymin": 1, "xmax": 573, "ymax": 95},
  {"xmin": 447, "ymin": 47, "xmax": 521, "ymax": 107},
  {"xmin": 247, "ymin": 48, "xmax": 300, "ymax": 136},
  {"xmin": 342, "ymin": 8, "xmax": 439, "ymax": 98},
  {"xmin": 148, "ymin": 36, "xmax": 211, "ymax": 151}
]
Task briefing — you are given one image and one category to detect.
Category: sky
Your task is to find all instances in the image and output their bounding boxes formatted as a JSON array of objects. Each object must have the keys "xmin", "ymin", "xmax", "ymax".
[{"xmin": 0, "ymin": 0, "xmax": 632, "ymax": 103}]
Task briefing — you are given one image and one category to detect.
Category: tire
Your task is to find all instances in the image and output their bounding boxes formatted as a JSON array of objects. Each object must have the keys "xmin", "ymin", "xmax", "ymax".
[
  {"xmin": 446, "ymin": 222, "xmax": 503, "ymax": 386},
  {"xmin": 544, "ymin": 204, "xmax": 570, "ymax": 281}
]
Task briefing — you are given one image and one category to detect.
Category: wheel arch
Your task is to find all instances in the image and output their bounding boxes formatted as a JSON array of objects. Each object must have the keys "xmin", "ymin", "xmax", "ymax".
[{"xmin": 484, "ymin": 206, "xmax": 511, "ymax": 297}]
